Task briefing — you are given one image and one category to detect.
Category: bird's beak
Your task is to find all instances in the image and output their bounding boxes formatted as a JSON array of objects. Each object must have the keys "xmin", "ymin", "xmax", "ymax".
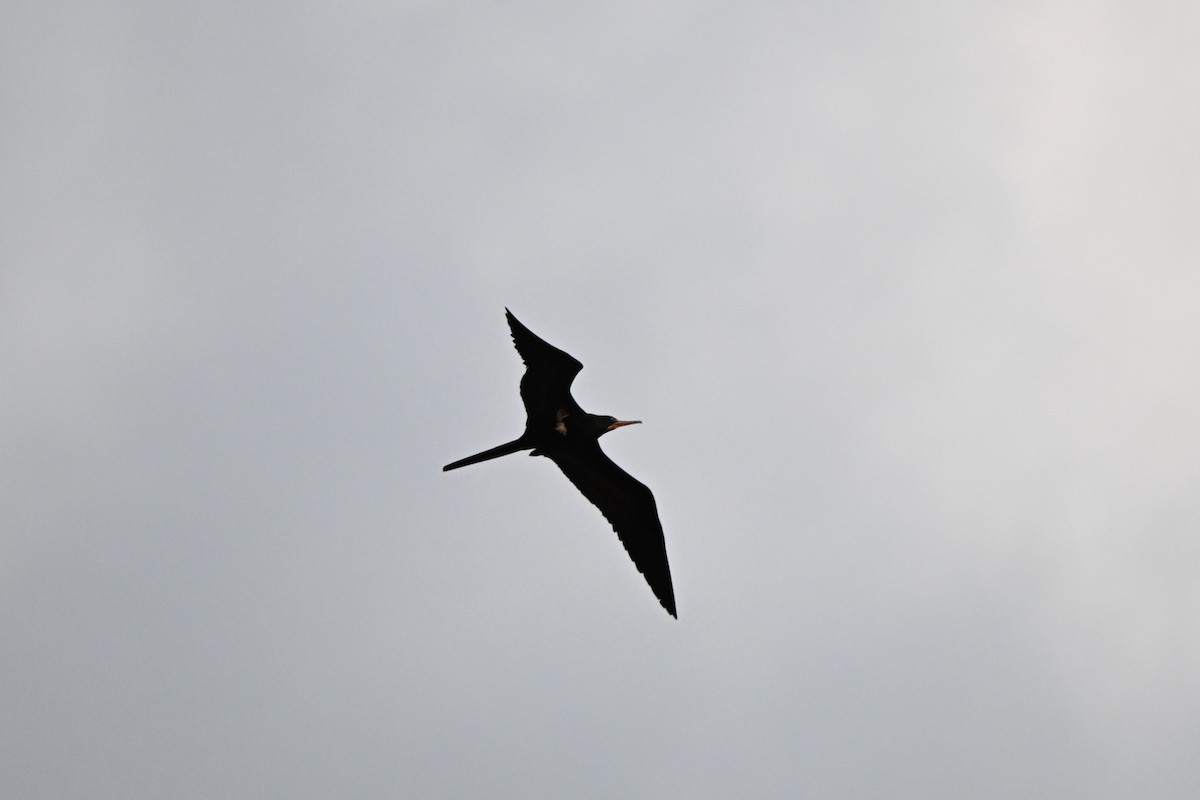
[{"xmin": 607, "ymin": 419, "xmax": 642, "ymax": 430}]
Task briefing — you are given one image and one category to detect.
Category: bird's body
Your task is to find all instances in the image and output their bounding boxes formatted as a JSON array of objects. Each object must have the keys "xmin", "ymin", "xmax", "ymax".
[{"xmin": 443, "ymin": 310, "xmax": 676, "ymax": 617}]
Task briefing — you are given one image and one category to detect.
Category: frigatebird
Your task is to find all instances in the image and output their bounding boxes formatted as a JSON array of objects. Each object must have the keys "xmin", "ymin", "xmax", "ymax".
[{"xmin": 443, "ymin": 309, "xmax": 676, "ymax": 617}]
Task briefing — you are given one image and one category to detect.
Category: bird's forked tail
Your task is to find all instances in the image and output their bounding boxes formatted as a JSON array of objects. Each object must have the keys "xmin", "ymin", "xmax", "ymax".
[{"xmin": 442, "ymin": 438, "xmax": 529, "ymax": 471}]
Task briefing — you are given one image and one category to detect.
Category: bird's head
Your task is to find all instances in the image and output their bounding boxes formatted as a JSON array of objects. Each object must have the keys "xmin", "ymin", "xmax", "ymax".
[{"xmin": 596, "ymin": 415, "xmax": 642, "ymax": 437}]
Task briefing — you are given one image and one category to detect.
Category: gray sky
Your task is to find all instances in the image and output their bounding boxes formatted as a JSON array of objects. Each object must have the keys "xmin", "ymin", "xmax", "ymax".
[{"xmin": 4, "ymin": 1, "xmax": 1199, "ymax": 797}]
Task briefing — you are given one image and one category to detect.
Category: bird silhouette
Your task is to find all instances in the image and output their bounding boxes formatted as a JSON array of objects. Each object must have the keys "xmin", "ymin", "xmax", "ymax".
[{"xmin": 443, "ymin": 309, "xmax": 676, "ymax": 617}]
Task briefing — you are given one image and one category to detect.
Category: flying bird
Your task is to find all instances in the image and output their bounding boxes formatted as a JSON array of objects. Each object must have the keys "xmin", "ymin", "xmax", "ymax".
[{"xmin": 443, "ymin": 309, "xmax": 676, "ymax": 617}]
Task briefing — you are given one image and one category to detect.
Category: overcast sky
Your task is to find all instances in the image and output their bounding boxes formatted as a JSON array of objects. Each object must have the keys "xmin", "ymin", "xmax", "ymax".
[{"xmin": 4, "ymin": 1, "xmax": 1199, "ymax": 797}]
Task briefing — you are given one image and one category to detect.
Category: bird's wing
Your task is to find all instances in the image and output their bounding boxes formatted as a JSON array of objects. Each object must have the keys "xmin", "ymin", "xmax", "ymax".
[
  {"xmin": 506, "ymin": 309, "xmax": 585, "ymax": 421},
  {"xmin": 545, "ymin": 441, "xmax": 676, "ymax": 617}
]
